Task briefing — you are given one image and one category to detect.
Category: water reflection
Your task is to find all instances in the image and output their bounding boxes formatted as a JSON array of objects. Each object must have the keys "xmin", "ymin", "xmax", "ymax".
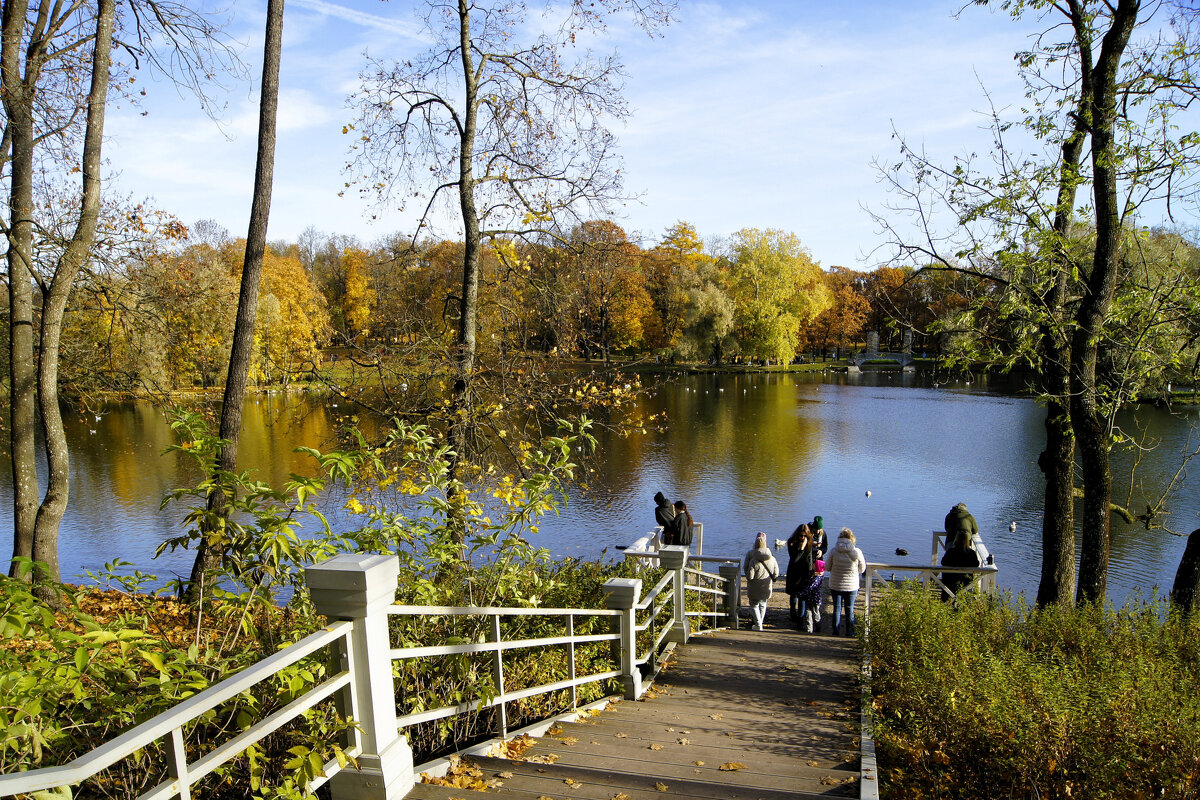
[{"xmin": 1, "ymin": 374, "xmax": 1197, "ymax": 602}]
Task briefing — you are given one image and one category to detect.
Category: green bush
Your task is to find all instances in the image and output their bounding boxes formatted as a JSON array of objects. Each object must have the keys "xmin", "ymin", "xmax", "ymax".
[{"xmin": 865, "ymin": 585, "xmax": 1200, "ymax": 799}]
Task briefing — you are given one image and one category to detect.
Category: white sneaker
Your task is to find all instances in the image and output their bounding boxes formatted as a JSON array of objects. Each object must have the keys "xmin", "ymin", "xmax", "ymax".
[{"xmin": 753, "ymin": 623, "xmax": 763, "ymax": 631}]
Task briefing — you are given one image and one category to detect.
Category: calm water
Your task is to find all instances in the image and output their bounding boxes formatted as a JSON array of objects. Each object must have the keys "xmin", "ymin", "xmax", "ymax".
[{"xmin": 2, "ymin": 372, "xmax": 1197, "ymax": 601}]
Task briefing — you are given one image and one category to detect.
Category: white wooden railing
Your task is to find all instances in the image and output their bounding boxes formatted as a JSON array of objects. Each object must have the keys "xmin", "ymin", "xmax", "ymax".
[
  {"xmin": 0, "ymin": 547, "xmax": 736, "ymax": 800},
  {"xmin": 863, "ymin": 562, "xmax": 1001, "ymax": 618}
]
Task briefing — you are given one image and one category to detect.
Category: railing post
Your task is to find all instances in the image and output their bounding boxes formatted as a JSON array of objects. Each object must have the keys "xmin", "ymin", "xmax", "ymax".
[
  {"xmin": 603, "ymin": 577, "xmax": 643, "ymax": 700},
  {"xmin": 719, "ymin": 563, "xmax": 740, "ymax": 630},
  {"xmin": 693, "ymin": 522, "xmax": 704, "ymax": 555},
  {"xmin": 308, "ymin": 554, "xmax": 412, "ymax": 800},
  {"xmin": 659, "ymin": 545, "xmax": 690, "ymax": 644}
]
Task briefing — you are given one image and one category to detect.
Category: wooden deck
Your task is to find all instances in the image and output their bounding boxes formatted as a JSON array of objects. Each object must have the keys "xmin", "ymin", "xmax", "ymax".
[{"xmin": 406, "ymin": 597, "xmax": 863, "ymax": 800}]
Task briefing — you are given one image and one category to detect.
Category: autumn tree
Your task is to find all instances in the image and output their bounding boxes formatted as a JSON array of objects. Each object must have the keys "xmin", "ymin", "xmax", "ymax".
[
  {"xmin": 725, "ymin": 228, "xmax": 832, "ymax": 365},
  {"xmin": 2, "ymin": 0, "xmax": 238, "ymax": 586},
  {"xmin": 805, "ymin": 266, "xmax": 870, "ymax": 357},
  {"xmin": 641, "ymin": 221, "xmax": 708, "ymax": 352},
  {"xmin": 874, "ymin": 0, "xmax": 1200, "ymax": 603},
  {"xmin": 346, "ymin": 0, "xmax": 670, "ymax": 477},
  {"xmin": 562, "ymin": 220, "xmax": 647, "ymax": 362}
]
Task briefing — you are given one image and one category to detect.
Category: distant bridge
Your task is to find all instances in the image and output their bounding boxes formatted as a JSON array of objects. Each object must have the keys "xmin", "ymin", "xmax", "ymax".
[{"xmin": 849, "ymin": 351, "xmax": 915, "ymax": 367}]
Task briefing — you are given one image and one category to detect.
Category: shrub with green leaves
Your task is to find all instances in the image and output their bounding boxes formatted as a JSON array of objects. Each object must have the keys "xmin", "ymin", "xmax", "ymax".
[{"xmin": 866, "ymin": 585, "xmax": 1200, "ymax": 799}]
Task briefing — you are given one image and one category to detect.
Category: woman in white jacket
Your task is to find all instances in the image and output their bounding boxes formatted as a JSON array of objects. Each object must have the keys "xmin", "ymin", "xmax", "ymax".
[
  {"xmin": 826, "ymin": 527, "xmax": 866, "ymax": 636},
  {"xmin": 743, "ymin": 532, "xmax": 780, "ymax": 631}
]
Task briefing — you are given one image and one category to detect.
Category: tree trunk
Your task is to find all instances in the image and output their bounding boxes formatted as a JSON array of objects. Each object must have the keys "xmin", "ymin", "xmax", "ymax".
[
  {"xmin": 187, "ymin": 0, "xmax": 284, "ymax": 596},
  {"xmin": 443, "ymin": 0, "xmax": 482, "ymax": 515},
  {"xmin": 1070, "ymin": 0, "xmax": 1138, "ymax": 604},
  {"xmin": 1170, "ymin": 528, "xmax": 1200, "ymax": 615},
  {"xmin": 2, "ymin": 0, "xmax": 39, "ymax": 579},
  {"xmin": 1036, "ymin": 83, "xmax": 1088, "ymax": 607},
  {"xmin": 29, "ymin": 0, "xmax": 115, "ymax": 599}
]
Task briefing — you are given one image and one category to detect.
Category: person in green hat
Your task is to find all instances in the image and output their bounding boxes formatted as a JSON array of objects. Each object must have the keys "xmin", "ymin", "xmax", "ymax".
[{"xmin": 810, "ymin": 515, "xmax": 828, "ymax": 560}]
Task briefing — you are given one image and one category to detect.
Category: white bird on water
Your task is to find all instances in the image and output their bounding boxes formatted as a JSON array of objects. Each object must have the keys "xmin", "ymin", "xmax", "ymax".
[
  {"xmin": 774, "ymin": 538, "xmax": 787, "ymax": 549},
  {"xmin": 1010, "ymin": 521, "xmax": 1017, "ymax": 532},
  {"xmin": 865, "ymin": 490, "xmax": 872, "ymax": 498}
]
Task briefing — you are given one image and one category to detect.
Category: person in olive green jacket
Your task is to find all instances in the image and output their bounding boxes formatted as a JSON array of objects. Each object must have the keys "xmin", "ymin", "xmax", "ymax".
[{"xmin": 944, "ymin": 503, "xmax": 978, "ymax": 544}]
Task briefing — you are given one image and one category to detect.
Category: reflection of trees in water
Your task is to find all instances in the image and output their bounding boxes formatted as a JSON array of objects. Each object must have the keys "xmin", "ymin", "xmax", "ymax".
[{"xmin": 1107, "ymin": 404, "xmax": 1200, "ymax": 569}]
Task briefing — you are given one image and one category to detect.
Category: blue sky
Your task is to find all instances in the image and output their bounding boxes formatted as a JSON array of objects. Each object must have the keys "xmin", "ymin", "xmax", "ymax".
[{"xmin": 105, "ymin": 1, "xmax": 1052, "ymax": 269}]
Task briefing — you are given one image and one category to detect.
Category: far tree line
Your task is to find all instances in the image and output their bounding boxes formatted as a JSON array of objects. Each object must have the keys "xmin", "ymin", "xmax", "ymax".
[{"xmin": 35, "ymin": 216, "xmax": 1174, "ymax": 399}]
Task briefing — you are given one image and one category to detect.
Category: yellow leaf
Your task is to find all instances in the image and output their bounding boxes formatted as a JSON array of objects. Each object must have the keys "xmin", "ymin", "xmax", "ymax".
[
  {"xmin": 648, "ymin": 744, "xmax": 663, "ymax": 750},
  {"xmin": 719, "ymin": 762, "xmax": 746, "ymax": 771},
  {"xmin": 693, "ymin": 761, "xmax": 705, "ymax": 766},
  {"xmin": 564, "ymin": 778, "xmax": 583, "ymax": 788},
  {"xmin": 655, "ymin": 782, "xmax": 669, "ymax": 791}
]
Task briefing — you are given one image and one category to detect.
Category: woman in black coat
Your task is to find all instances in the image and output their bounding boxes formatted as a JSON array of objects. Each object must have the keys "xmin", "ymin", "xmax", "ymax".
[{"xmin": 786, "ymin": 524, "xmax": 815, "ymax": 623}]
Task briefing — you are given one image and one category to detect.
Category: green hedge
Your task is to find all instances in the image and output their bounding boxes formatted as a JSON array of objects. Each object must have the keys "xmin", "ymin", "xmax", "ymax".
[{"xmin": 865, "ymin": 586, "xmax": 1200, "ymax": 799}]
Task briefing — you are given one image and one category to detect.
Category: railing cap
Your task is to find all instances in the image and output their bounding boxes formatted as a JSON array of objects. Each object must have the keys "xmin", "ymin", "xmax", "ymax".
[
  {"xmin": 308, "ymin": 553, "xmax": 400, "ymax": 619},
  {"xmin": 602, "ymin": 577, "xmax": 642, "ymax": 610},
  {"xmin": 658, "ymin": 545, "xmax": 688, "ymax": 570}
]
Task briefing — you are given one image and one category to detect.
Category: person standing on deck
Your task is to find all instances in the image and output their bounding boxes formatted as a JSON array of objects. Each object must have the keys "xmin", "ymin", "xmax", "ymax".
[
  {"xmin": 744, "ymin": 532, "xmax": 781, "ymax": 631},
  {"xmin": 654, "ymin": 492, "xmax": 676, "ymax": 545},
  {"xmin": 785, "ymin": 524, "xmax": 815, "ymax": 627},
  {"xmin": 827, "ymin": 528, "xmax": 866, "ymax": 636},
  {"xmin": 940, "ymin": 531, "xmax": 981, "ymax": 601},
  {"xmin": 670, "ymin": 500, "xmax": 695, "ymax": 547},
  {"xmin": 944, "ymin": 503, "xmax": 978, "ymax": 546}
]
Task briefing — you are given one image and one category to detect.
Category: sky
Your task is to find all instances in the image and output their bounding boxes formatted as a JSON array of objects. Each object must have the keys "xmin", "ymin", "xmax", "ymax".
[{"xmin": 104, "ymin": 1, "xmax": 1061, "ymax": 269}]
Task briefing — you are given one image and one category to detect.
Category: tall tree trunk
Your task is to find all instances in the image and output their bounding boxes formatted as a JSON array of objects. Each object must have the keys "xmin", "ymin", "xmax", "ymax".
[
  {"xmin": 1071, "ymin": 0, "xmax": 1139, "ymax": 604},
  {"xmin": 1170, "ymin": 528, "xmax": 1200, "ymax": 615},
  {"xmin": 29, "ymin": 0, "xmax": 115, "ymax": 599},
  {"xmin": 449, "ymin": 0, "xmax": 481, "ymax": 500},
  {"xmin": 1036, "ymin": 90, "xmax": 1088, "ymax": 607},
  {"xmin": 187, "ymin": 0, "xmax": 284, "ymax": 595},
  {"xmin": 2, "ymin": 0, "xmax": 39, "ymax": 579}
]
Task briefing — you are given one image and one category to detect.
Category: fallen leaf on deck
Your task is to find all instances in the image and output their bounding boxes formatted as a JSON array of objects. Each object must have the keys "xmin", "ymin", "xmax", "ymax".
[
  {"xmin": 655, "ymin": 782, "xmax": 669, "ymax": 791},
  {"xmin": 497, "ymin": 771, "xmax": 513, "ymax": 778},
  {"xmin": 554, "ymin": 736, "xmax": 579, "ymax": 746},
  {"xmin": 709, "ymin": 714, "xmax": 723, "ymax": 720},
  {"xmin": 564, "ymin": 778, "xmax": 583, "ymax": 788},
  {"xmin": 649, "ymin": 744, "xmax": 663, "ymax": 751},
  {"xmin": 807, "ymin": 760, "xmax": 820, "ymax": 767},
  {"xmin": 677, "ymin": 738, "xmax": 690, "ymax": 745},
  {"xmin": 614, "ymin": 732, "xmax": 627, "ymax": 738},
  {"xmin": 719, "ymin": 762, "xmax": 747, "ymax": 771},
  {"xmin": 693, "ymin": 761, "xmax": 705, "ymax": 766}
]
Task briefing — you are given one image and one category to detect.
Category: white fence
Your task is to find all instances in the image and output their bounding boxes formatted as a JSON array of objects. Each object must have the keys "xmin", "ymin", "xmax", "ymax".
[{"xmin": 0, "ymin": 547, "xmax": 735, "ymax": 800}]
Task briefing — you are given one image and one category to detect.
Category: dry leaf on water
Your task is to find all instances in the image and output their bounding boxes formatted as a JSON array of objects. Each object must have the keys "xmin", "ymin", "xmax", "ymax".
[{"xmin": 718, "ymin": 762, "xmax": 747, "ymax": 771}]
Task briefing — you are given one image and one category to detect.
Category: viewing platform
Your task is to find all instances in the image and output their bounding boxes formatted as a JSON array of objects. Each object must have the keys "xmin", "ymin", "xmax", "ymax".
[{"xmin": 0, "ymin": 531, "xmax": 997, "ymax": 800}]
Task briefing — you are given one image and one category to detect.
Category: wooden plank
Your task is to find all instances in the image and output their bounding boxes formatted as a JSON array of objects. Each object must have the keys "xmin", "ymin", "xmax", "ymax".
[{"xmin": 411, "ymin": 754, "xmax": 855, "ymax": 800}]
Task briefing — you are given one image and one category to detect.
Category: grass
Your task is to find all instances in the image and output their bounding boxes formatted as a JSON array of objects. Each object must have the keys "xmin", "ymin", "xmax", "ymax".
[{"xmin": 865, "ymin": 586, "xmax": 1200, "ymax": 800}]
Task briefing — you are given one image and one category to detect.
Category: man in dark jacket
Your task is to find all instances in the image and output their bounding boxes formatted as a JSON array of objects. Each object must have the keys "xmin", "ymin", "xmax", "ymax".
[
  {"xmin": 654, "ymin": 492, "xmax": 677, "ymax": 545},
  {"xmin": 944, "ymin": 503, "xmax": 978, "ymax": 543},
  {"xmin": 940, "ymin": 531, "xmax": 982, "ymax": 601}
]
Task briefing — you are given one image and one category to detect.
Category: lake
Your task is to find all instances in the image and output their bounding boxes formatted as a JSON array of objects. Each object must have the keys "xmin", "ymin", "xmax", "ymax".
[{"xmin": 2, "ymin": 370, "xmax": 1197, "ymax": 602}]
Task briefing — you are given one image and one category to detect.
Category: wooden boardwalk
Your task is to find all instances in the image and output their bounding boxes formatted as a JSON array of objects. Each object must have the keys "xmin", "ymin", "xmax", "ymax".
[{"xmin": 407, "ymin": 598, "xmax": 863, "ymax": 800}]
